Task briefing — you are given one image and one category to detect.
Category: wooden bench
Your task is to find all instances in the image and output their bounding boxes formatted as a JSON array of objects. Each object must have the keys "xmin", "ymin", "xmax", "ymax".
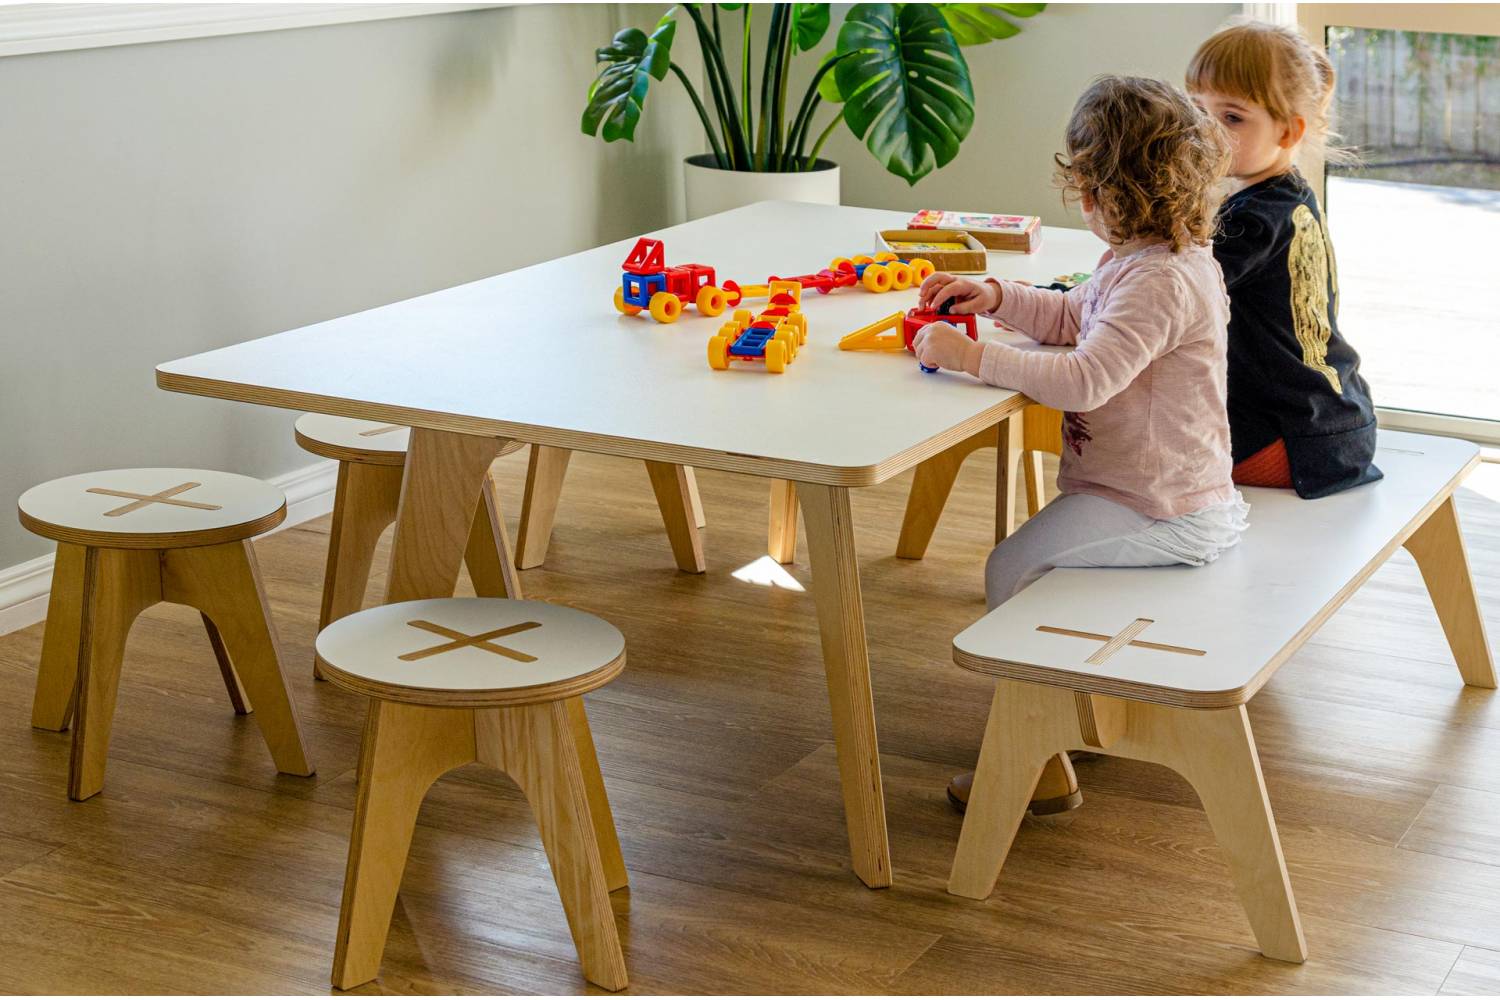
[{"xmin": 945, "ymin": 429, "xmax": 1496, "ymax": 962}]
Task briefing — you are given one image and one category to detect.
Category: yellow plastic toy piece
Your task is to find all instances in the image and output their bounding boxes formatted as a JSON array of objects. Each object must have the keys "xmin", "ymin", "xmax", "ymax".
[
  {"xmin": 707, "ymin": 333, "xmax": 731, "ymax": 370},
  {"xmin": 909, "ymin": 258, "xmax": 936, "ymax": 283},
  {"xmin": 873, "ymin": 251, "xmax": 899, "ymax": 263},
  {"xmin": 862, "ymin": 264, "xmax": 893, "ymax": 293},
  {"xmin": 764, "ymin": 339, "xmax": 788, "ymax": 373},
  {"xmin": 732, "ymin": 307, "xmax": 754, "ymax": 328},
  {"xmin": 697, "ymin": 285, "xmax": 728, "ymax": 317},
  {"xmin": 852, "ymin": 254, "xmax": 874, "ymax": 266},
  {"xmin": 829, "ymin": 256, "xmax": 853, "ymax": 271},
  {"xmin": 774, "ymin": 324, "xmax": 798, "ymax": 360},
  {"xmin": 767, "ymin": 279, "xmax": 802, "ymax": 304},
  {"xmin": 887, "ymin": 261, "xmax": 913, "ymax": 290},
  {"xmin": 838, "ymin": 311, "xmax": 906, "ymax": 352},
  {"xmin": 650, "ymin": 291, "xmax": 683, "ymax": 323},
  {"xmin": 613, "ymin": 287, "xmax": 642, "ymax": 316}
]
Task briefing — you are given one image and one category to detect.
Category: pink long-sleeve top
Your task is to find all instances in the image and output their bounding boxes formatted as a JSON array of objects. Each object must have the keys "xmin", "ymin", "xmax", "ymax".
[{"xmin": 979, "ymin": 242, "xmax": 1235, "ymax": 519}]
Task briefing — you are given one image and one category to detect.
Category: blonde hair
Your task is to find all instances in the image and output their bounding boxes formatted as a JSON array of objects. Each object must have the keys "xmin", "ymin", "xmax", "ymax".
[
  {"xmin": 1053, "ymin": 75, "xmax": 1231, "ymax": 252},
  {"xmin": 1187, "ymin": 19, "xmax": 1352, "ymax": 164}
]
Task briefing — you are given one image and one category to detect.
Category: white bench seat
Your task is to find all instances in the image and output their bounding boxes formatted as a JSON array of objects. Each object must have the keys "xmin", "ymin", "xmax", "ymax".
[
  {"xmin": 954, "ymin": 430, "xmax": 1490, "ymax": 707},
  {"xmin": 946, "ymin": 430, "xmax": 1496, "ymax": 965}
]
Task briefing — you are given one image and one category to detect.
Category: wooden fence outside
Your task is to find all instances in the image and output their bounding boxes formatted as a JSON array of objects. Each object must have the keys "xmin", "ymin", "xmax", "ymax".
[{"xmin": 1327, "ymin": 26, "xmax": 1499, "ymax": 161}]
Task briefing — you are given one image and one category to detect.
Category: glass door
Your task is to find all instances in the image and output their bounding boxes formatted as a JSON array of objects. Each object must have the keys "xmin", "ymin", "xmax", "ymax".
[{"xmin": 1299, "ymin": 5, "xmax": 1500, "ymax": 441}]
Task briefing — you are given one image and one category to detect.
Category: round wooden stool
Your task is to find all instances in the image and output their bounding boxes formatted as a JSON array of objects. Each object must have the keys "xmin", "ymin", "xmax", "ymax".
[
  {"xmin": 317, "ymin": 597, "xmax": 629, "ymax": 992},
  {"xmin": 18, "ymin": 468, "xmax": 314, "ymax": 801},
  {"xmin": 294, "ymin": 414, "xmax": 526, "ymax": 680}
]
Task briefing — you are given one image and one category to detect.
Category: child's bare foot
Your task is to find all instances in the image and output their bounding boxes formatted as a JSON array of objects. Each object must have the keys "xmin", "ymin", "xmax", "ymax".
[{"xmin": 947, "ymin": 752, "xmax": 1085, "ymax": 816}]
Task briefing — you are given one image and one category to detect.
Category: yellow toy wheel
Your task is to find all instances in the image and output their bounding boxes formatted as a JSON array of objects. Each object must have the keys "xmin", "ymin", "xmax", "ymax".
[
  {"xmin": 774, "ymin": 325, "xmax": 797, "ymax": 360},
  {"xmin": 873, "ymin": 251, "xmax": 899, "ymax": 263},
  {"xmin": 764, "ymin": 340, "xmax": 788, "ymax": 374},
  {"xmin": 696, "ymin": 285, "xmax": 728, "ymax": 317},
  {"xmin": 851, "ymin": 254, "xmax": 874, "ymax": 266},
  {"xmin": 862, "ymin": 264, "xmax": 893, "ymax": 293},
  {"xmin": 829, "ymin": 256, "xmax": 854, "ymax": 271},
  {"xmin": 887, "ymin": 261, "xmax": 914, "ymax": 289},
  {"xmin": 733, "ymin": 308, "xmax": 754, "ymax": 328},
  {"xmin": 649, "ymin": 291, "xmax": 683, "ymax": 323},
  {"xmin": 707, "ymin": 334, "xmax": 731, "ymax": 370},
  {"xmin": 613, "ymin": 287, "xmax": 642, "ymax": 316},
  {"xmin": 910, "ymin": 258, "xmax": 936, "ymax": 283}
]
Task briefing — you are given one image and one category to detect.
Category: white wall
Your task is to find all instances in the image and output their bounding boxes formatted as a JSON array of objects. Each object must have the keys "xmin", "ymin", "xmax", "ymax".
[
  {"xmin": 0, "ymin": 3, "xmax": 698, "ymax": 573},
  {"xmin": 807, "ymin": 4, "xmax": 1238, "ymax": 222}
]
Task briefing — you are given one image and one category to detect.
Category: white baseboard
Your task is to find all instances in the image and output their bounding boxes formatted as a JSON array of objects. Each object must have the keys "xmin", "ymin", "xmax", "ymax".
[{"xmin": 0, "ymin": 458, "xmax": 339, "ymax": 637}]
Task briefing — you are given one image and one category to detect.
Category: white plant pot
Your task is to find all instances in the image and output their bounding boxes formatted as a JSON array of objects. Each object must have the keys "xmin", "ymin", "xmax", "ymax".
[{"xmin": 683, "ymin": 154, "xmax": 840, "ymax": 220}]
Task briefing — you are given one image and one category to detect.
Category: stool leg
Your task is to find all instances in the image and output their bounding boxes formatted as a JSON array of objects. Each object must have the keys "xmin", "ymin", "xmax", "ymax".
[
  {"xmin": 162, "ymin": 541, "xmax": 313, "ymax": 778},
  {"xmin": 32, "ymin": 542, "xmax": 88, "ymax": 731},
  {"xmin": 516, "ymin": 445, "xmax": 572, "ymax": 569},
  {"xmin": 464, "ymin": 462, "xmax": 523, "ymax": 600},
  {"xmin": 69, "ymin": 547, "xmax": 162, "ymax": 801},
  {"xmin": 201, "ymin": 612, "xmax": 251, "ymax": 715},
  {"xmin": 477, "ymin": 703, "xmax": 628, "ymax": 991},
  {"xmin": 333, "ymin": 701, "xmax": 476, "ymax": 990},
  {"xmin": 768, "ymin": 479, "xmax": 798, "ymax": 564},
  {"xmin": 316, "ymin": 462, "xmax": 403, "ymax": 679},
  {"xmin": 644, "ymin": 461, "xmax": 706, "ymax": 574},
  {"xmin": 566, "ymin": 697, "xmax": 627, "ymax": 892}
]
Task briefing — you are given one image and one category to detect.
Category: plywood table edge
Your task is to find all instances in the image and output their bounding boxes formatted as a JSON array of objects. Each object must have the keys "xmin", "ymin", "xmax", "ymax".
[
  {"xmin": 157, "ymin": 369, "xmax": 1030, "ymax": 488},
  {"xmin": 950, "ymin": 449, "xmax": 1480, "ymax": 711}
]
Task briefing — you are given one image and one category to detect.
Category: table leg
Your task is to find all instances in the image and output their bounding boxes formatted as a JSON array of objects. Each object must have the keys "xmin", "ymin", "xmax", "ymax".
[
  {"xmin": 644, "ymin": 461, "xmax": 707, "ymax": 574},
  {"xmin": 995, "ymin": 414, "xmax": 1025, "ymax": 544},
  {"xmin": 767, "ymin": 479, "xmax": 798, "ymax": 564},
  {"xmin": 386, "ymin": 429, "xmax": 506, "ymax": 603},
  {"xmin": 796, "ymin": 482, "xmax": 892, "ymax": 889},
  {"xmin": 516, "ymin": 445, "xmax": 573, "ymax": 570}
]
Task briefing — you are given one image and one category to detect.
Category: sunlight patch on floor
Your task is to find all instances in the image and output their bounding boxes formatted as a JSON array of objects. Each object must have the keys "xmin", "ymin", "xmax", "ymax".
[{"xmin": 730, "ymin": 555, "xmax": 806, "ymax": 592}]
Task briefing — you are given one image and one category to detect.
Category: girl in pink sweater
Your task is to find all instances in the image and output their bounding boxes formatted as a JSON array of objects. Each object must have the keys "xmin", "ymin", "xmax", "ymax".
[{"xmin": 915, "ymin": 76, "xmax": 1248, "ymax": 814}]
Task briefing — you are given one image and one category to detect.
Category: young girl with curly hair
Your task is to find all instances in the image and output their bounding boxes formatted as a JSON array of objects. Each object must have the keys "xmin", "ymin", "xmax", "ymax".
[
  {"xmin": 1188, "ymin": 20, "xmax": 1381, "ymax": 495},
  {"xmin": 912, "ymin": 76, "xmax": 1246, "ymax": 813}
]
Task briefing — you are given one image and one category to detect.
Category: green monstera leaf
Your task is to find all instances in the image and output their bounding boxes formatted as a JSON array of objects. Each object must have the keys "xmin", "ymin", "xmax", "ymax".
[
  {"xmin": 834, "ymin": 3, "xmax": 974, "ymax": 184},
  {"xmin": 791, "ymin": 4, "xmax": 831, "ymax": 51},
  {"xmin": 936, "ymin": 3, "xmax": 1046, "ymax": 45},
  {"xmin": 581, "ymin": 14, "xmax": 676, "ymax": 142}
]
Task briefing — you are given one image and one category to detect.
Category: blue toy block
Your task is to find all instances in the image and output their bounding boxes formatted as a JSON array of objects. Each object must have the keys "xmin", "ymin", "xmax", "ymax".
[
  {"xmin": 730, "ymin": 325, "xmax": 775, "ymax": 358},
  {"xmin": 622, "ymin": 272, "xmax": 667, "ymax": 309}
]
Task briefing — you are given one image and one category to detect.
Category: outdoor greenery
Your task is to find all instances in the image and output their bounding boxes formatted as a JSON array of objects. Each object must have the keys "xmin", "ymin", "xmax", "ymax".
[{"xmin": 581, "ymin": 3, "xmax": 1044, "ymax": 184}]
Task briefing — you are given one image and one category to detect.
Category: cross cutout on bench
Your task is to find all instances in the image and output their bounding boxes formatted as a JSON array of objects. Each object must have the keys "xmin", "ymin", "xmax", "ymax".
[
  {"xmin": 399, "ymin": 620, "xmax": 542, "ymax": 663},
  {"xmin": 1037, "ymin": 618, "xmax": 1205, "ymax": 665},
  {"xmin": 86, "ymin": 482, "xmax": 223, "ymax": 517}
]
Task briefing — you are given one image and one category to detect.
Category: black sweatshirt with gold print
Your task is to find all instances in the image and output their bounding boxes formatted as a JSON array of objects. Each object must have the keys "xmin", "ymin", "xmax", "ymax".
[{"xmin": 1213, "ymin": 169, "xmax": 1382, "ymax": 498}]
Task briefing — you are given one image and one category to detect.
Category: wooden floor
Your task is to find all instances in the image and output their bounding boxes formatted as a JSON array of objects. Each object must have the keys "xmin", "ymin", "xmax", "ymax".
[{"xmin": 3, "ymin": 446, "xmax": 1500, "ymax": 994}]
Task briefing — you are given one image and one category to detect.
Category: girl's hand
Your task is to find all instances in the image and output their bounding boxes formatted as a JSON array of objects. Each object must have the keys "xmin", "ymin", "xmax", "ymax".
[
  {"xmin": 912, "ymin": 322, "xmax": 983, "ymax": 376},
  {"xmin": 917, "ymin": 273, "xmax": 1000, "ymax": 314}
]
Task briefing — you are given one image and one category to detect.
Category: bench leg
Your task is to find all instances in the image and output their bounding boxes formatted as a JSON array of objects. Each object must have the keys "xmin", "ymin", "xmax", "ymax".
[
  {"xmin": 477, "ymin": 702, "xmax": 629, "ymax": 991},
  {"xmin": 1404, "ymin": 495, "xmax": 1497, "ymax": 689},
  {"xmin": 949, "ymin": 679, "xmax": 1306, "ymax": 963},
  {"xmin": 516, "ymin": 445, "xmax": 572, "ymax": 570},
  {"xmin": 201, "ymin": 612, "xmax": 251, "ymax": 715},
  {"xmin": 332, "ymin": 701, "xmax": 476, "ymax": 990}
]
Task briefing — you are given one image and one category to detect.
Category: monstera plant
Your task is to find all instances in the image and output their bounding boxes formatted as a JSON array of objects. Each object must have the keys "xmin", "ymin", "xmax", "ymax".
[{"xmin": 581, "ymin": 3, "xmax": 1045, "ymax": 184}]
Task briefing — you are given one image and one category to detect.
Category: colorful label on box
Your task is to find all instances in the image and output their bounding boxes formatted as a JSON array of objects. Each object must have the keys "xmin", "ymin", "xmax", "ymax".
[{"xmin": 909, "ymin": 210, "xmax": 1039, "ymax": 234}]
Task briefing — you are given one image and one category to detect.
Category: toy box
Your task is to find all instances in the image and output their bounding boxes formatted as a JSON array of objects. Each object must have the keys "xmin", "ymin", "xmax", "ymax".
[
  {"xmin": 874, "ymin": 229, "xmax": 987, "ymax": 274},
  {"xmin": 907, "ymin": 210, "xmax": 1042, "ymax": 253}
]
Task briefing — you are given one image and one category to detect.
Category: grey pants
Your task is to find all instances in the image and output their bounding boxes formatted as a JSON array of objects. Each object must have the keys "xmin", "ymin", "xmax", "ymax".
[{"xmin": 985, "ymin": 492, "xmax": 1186, "ymax": 610}]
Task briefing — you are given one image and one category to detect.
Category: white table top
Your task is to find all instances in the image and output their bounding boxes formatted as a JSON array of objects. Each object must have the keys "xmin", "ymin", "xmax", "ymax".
[
  {"xmin": 952, "ymin": 431, "xmax": 1479, "ymax": 708},
  {"xmin": 158, "ymin": 202, "xmax": 1104, "ymax": 485}
]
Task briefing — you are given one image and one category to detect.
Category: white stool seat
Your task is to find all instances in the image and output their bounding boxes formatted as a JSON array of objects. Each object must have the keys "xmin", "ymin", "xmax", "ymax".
[
  {"xmin": 294, "ymin": 414, "xmax": 411, "ymax": 466},
  {"xmin": 316, "ymin": 598, "xmax": 625, "ymax": 707},
  {"xmin": 18, "ymin": 468, "xmax": 286, "ymax": 549}
]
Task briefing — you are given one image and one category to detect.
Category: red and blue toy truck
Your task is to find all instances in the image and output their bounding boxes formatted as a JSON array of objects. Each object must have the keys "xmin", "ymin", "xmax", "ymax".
[{"xmin": 613, "ymin": 237, "xmax": 730, "ymax": 324}]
